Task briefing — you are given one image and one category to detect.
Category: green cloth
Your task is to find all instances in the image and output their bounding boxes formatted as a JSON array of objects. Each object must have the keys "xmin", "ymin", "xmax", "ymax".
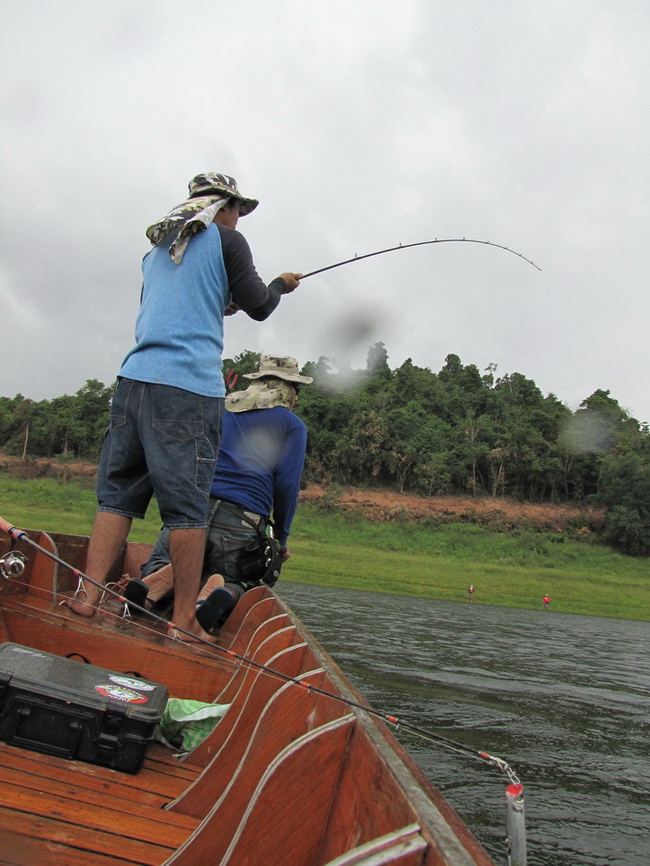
[{"xmin": 155, "ymin": 698, "xmax": 231, "ymax": 753}]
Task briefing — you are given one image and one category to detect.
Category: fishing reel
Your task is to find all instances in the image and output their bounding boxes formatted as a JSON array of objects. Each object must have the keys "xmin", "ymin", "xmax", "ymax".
[{"xmin": 0, "ymin": 550, "xmax": 27, "ymax": 580}]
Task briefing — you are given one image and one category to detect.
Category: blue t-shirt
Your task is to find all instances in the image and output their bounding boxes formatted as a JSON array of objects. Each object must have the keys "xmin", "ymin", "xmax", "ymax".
[
  {"xmin": 211, "ymin": 407, "xmax": 307, "ymax": 545},
  {"xmin": 120, "ymin": 224, "xmax": 229, "ymax": 397}
]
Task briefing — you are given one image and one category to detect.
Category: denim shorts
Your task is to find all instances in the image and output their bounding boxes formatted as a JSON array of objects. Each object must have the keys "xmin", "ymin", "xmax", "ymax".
[{"xmin": 96, "ymin": 378, "xmax": 223, "ymax": 528}]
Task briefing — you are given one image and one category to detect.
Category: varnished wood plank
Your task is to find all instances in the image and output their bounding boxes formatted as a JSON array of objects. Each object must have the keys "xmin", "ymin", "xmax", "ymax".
[
  {"xmin": 0, "ymin": 807, "xmax": 174, "ymax": 865},
  {"xmin": 0, "ymin": 783, "xmax": 195, "ymax": 848},
  {"xmin": 208, "ymin": 614, "xmax": 294, "ymax": 708},
  {"xmin": 0, "ymin": 828, "xmax": 124, "ymax": 866},
  {"xmin": 320, "ymin": 724, "xmax": 421, "ymax": 861},
  {"xmin": 219, "ymin": 595, "xmax": 281, "ymax": 648},
  {"xmin": 140, "ymin": 746, "xmax": 203, "ymax": 780},
  {"xmin": 0, "ymin": 746, "xmax": 177, "ymax": 807},
  {"xmin": 0, "ymin": 741, "xmax": 190, "ymax": 801},
  {"xmin": 0, "ymin": 766, "xmax": 196, "ymax": 830},
  {"xmin": 171, "ymin": 716, "xmax": 356, "ymax": 865},
  {"xmin": 227, "ymin": 610, "xmax": 292, "ymax": 659},
  {"xmin": 171, "ymin": 644, "xmax": 318, "ymax": 814},
  {"xmin": 272, "ymin": 593, "xmax": 495, "ymax": 866}
]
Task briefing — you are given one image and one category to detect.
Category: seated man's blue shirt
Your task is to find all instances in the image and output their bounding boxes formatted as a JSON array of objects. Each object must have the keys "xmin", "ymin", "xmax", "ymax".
[{"xmin": 211, "ymin": 407, "xmax": 307, "ymax": 545}]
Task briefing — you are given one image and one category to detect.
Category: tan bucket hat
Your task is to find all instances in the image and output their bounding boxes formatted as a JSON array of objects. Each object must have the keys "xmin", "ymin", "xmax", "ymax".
[
  {"xmin": 242, "ymin": 355, "xmax": 313, "ymax": 385},
  {"xmin": 226, "ymin": 355, "xmax": 313, "ymax": 413}
]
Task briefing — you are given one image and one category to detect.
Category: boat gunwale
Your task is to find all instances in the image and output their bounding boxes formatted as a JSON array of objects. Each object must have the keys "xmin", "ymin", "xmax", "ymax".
[{"xmin": 0, "ymin": 525, "xmax": 495, "ymax": 866}]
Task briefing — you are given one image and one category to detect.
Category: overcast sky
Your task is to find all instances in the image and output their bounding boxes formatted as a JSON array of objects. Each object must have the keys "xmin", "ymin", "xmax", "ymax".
[{"xmin": 1, "ymin": 0, "xmax": 648, "ymax": 424}]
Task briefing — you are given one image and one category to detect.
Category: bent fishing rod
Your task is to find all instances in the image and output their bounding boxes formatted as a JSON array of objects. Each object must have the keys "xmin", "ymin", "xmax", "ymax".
[
  {"xmin": 0, "ymin": 518, "xmax": 523, "ymax": 780},
  {"xmin": 300, "ymin": 237, "xmax": 541, "ymax": 279}
]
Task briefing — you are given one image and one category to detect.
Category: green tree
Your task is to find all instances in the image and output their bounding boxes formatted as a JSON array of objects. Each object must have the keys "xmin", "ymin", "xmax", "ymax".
[
  {"xmin": 71, "ymin": 380, "xmax": 114, "ymax": 459},
  {"xmin": 3, "ymin": 397, "xmax": 35, "ymax": 458},
  {"xmin": 331, "ymin": 410, "xmax": 391, "ymax": 483},
  {"xmin": 599, "ymin": 451, "xmax": 650, "ymax": 555},
  {"xmin": 366, "ymin": 341, "xmax": 389, "ymax": 374},
  {"xmin": 0, "ymin": 395, "xmax": 25, "ymax": 450},
  {"xmin": 562, "ymin": 390, "xmax": 640, "ymax": 499},
  {"xmin": 384, "ymin": 404, "xmax": 423, "ymax": 492},
  {"xmin": 489, "ymin": 373, "xmax": 565, "ymax": 500}
]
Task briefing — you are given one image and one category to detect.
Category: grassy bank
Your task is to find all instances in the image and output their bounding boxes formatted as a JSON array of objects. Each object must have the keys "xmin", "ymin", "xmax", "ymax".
[
  {"xmin": 1, "ymin": 477, "xmax": 648, "ymax": 621},
  {"xmin": 0, "ymin": 477, "xmax": 163, "ymax": 542},
  {"xmin": 284, "ymin": 506, "xmax": 650, "ymax": 620}
]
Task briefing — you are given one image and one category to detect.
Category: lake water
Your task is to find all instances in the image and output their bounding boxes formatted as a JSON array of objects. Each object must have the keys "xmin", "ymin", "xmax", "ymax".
[{"xmin": 277, "ymin": 582, "xmax": 650, "ymax": 866}]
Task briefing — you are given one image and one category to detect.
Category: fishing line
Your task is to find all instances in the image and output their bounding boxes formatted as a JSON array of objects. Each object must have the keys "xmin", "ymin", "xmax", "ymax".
[
  {"xmin": 302, "ymin": 235, "xmax": 588, "ymax": 427},
  {"xmin": 300, "ymin": 237, "xmax": 541, "ymax": 279},
  {"xmin": 538, "ymin": 270, "xmax": 587, "ymax": 404},
  {"xmin": 0, "ymin": 517, "xmax": 522, "ymax": 786}
]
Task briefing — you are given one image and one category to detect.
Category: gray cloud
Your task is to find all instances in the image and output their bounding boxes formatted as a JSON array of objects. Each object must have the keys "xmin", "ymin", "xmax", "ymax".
[{"xmin": 1, "ymin": 0, "xmax": 648, "ymax": 424}]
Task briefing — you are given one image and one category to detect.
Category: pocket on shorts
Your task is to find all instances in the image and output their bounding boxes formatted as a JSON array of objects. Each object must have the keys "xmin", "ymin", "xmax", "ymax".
[
  {"xmin": 195, "ymin": 454, "xmax": 217, "ymax": 495},
  {"xmin": 151, "ymin": 385, "xmax": 206, "ymax": 442}
]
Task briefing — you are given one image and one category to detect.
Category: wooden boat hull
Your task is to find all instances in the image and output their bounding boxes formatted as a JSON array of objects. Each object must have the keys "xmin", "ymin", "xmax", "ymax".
[{"xmin": 0, "ymin": 526, "xmax": 495, "ymax": 865}]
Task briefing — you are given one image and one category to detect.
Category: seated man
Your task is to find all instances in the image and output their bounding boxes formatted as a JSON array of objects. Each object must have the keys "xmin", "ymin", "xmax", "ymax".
[{"xmin": 125, "ymin": 355, "xmax": 312, "ymax": 631}]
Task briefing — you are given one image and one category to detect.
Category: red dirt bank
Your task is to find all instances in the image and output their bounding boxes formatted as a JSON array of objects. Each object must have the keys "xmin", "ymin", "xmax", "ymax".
[
  {"xmin": 299, "ymin": 485, "xmax": 604, "ymax": 534},
  {"xmin": 1, "ymin": 452, "xmax": 603, "ymax": 534}
]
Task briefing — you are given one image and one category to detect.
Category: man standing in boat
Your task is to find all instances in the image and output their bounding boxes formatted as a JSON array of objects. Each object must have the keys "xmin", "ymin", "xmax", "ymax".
[
  {"xmin": 124, "ymin": 355, "xmax": 312, "ymax": 631},
  {"xmin": 66, "ymin": 174, "xmax": 302, "ymax": 643}
]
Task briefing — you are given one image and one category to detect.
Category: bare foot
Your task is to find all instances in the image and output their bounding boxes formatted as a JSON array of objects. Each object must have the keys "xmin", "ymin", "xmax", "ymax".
[
  {"xmin": 167, "ymin": 619, "xmax": 216, "ymax": 644},
  {"xmin": 63, "ymin": 596, "xmax": 96, "ymax": 618},
  {"xmin": 143, "ymin": 565, "xmax": 175, "ymax": 603}
]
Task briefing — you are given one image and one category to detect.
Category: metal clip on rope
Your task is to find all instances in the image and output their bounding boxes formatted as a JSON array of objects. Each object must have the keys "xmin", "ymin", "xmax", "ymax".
[{"xmin": 481, "ymin": 752, "xmax": 521, "ymax": 786}]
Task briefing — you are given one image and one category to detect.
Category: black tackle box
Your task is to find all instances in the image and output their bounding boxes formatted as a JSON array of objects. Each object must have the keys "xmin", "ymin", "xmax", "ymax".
[{"xmin": 0, "ymin": 642, "xmax": 168, "ymax": 774}]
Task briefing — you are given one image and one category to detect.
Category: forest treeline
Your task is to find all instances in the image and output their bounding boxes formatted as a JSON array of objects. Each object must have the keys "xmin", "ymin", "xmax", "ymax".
[{"xmin": 1, "ymin": 344, "xmax": 649, "ymax": 556}]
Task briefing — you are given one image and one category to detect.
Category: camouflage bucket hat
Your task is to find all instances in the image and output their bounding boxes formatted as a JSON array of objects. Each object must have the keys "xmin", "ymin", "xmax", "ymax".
[
  {"xmin": 226, "ymin": 356, "xmax": 313, "ymax": 413},
  {"xmin": 188, "ymin": 172, "xmax": 258, "ymax": 216},
  {"xmin": 243, "ymin": 355, "xmax": 313, "ymax": 385},
  {"xmin": 226, "ymin": 380, "xmax": 299, "ymax": 413}
]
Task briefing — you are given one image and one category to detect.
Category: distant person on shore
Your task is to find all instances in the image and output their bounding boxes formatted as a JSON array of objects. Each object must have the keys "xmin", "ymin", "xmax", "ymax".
[
  {"xmin": 124, "ymin": 354, "xmax": 312, "ymax": 632},
  {"xmin": 467, "ymin": 584, "xmax": 475, "ymax": 602},
  {"xmin": 65, "ymin": 173, "xmax": 302, "ymax": 643},
  {"xmin": 543, "ymin": 594, "xmax": 551, "ymax": 609}
]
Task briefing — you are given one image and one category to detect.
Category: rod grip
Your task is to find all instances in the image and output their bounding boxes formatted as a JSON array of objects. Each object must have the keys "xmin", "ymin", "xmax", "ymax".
[{"xmin": 0, "ymin": 515, "xmax": 17, "ymax": 535}]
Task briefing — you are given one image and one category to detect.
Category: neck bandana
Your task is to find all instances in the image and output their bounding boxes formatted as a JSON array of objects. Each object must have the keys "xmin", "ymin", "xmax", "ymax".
[{"xmin": 145, "ymin": 194, "xmax": 230, "ymax": 264}]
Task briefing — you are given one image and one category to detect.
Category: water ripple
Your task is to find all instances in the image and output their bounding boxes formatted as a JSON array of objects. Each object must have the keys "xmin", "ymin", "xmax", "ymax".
[{"xmin": 279, "ymin": 582, "xmax": 650, "ymax": 866}]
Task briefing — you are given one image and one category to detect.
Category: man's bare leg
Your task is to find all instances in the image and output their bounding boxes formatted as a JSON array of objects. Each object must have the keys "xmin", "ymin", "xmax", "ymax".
[
  {"xmin": 142, "ymin": 570, "xmax": 224, "ymax": 602},
  {"xmin": 141, "ymin": 563, "xmax": 175, "ymax": 604},
  {"xmin": 139, "ymin": 569, "xmax": 223, "ymax": 609},
  {"xmin": 67, "ymin": 511, "xmax": 132, "ymax": 617},
  {"xmin": 167, "ymin": 527, "xmax": 215, "ymax": 642}
]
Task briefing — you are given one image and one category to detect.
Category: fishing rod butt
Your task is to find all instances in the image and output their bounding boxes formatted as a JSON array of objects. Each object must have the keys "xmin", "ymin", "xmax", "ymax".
[{"xmin": 0, "ymin": 515, "xmax": 19, "ymax": 536}]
